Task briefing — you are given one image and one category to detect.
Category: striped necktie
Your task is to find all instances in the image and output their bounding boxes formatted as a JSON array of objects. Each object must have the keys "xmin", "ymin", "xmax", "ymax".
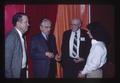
[{"xmin": 72, "ymin": 32, "xmax": 78, "ymax": 57}]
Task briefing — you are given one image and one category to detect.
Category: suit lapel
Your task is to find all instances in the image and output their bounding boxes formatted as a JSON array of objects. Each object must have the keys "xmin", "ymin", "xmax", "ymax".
[
  {"xmin": 67, "ymin": 30, "xmax": 72, "ymax": 42},
  {"xmin": 66, "ymin": 30, "xmax": 72, "ymax": 57},
  {"xmin": 12, "ymin": 28, "xmax": 23, "ymax": 62},
  {"xmin": 13, "ymin": 29, "xmax": 23, "ymax": 50},
  {"xmin": 39, "ymin": 33, "xmax": 49, "ymax": 51}
]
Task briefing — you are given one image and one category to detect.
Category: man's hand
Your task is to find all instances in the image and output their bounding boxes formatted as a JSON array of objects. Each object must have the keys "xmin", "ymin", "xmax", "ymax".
[
  {"xmin": 55, "ymin": 54, "xmax": 61, "ymax": 62},
  {"xmin": 73, "ymin": 57, "xmax": 85, "ymax": 63},
  {"xmin": 45, "ymin": 52, "xmax": 54, "ymax": 58},
  {"xmin": 78, "ymin": 71, "xmax": 86, "ymax": 78}
]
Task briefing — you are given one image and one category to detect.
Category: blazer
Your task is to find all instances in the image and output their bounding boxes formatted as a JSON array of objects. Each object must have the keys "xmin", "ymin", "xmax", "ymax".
[
  {"xmin": 5, "ymin": 28, "xmax": 23, "ymax": 78},
  {"xmin": 30, "ymin": 32, "xmax": 57, "ymax": 77},
  {"xmin": 61, "ymin": 29, "xmax": 91, "ymax": 69}
]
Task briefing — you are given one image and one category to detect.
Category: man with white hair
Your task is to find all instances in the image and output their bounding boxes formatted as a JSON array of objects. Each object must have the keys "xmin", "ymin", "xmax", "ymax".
[
  {"xmin": 30, "ymin": 18, "xmax": 58, "ymax": 78},
  {"xmin": 61, "ymin": 18, "xmax": 91, "ymax": 78}
]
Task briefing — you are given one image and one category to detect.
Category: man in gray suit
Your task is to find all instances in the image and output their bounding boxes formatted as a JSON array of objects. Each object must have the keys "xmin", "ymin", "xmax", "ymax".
[{"xmin": 5, "ymin": 12, "xmax": 30, "ymax": 78}]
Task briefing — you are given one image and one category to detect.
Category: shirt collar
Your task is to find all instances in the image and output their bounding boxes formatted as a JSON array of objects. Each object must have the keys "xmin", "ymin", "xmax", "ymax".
[
  {"xmin": 92, "ymin": 39, "xmax": 98, "ymax": 44},
  {"xmin": 41, "ymin": 32, "xmax": 48, "ymax": 40},
  {"xmin": 72, "ymin": 28, "xmax": 80, "ymax": 34},
  {"xmin": 15, "ymin": 28, "xmax": 23, "ymax": 38}
]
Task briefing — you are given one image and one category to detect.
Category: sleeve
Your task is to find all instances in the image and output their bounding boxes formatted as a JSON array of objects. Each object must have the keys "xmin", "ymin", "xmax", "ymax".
[
  {"xmin": 30, "ymin": 37, "xmax": 48, "ymax": 60},
  {"xmin": 5, "ymin": 34, "xmax": 15, "ymax": 78},
  {"xmin": 81, "ymin": 44, "xmax": 107, "ymax": 74},
  {"xmin": 51, "ymin": 35, "xmax": 58, "ymax": 55},
  {"xmin": 61, "ymin": 32, "xmax": 67, "ymax": 66}
]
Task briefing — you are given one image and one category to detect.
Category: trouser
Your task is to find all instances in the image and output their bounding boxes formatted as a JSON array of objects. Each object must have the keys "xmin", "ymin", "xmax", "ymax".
[
  {"xmin": 20, "ymin": 67, "xmax": 26, "ymax": 78},
  {"xmin": 63, "ymin": 57, "xmax": 85, "ymax": 78},
  {"xmin": 48, "ymin": 61, "xmax": 56, "ymax": 78},
  {"xmin": 86, "ymin": 69, "xmax": 103, "ymax": 78}
]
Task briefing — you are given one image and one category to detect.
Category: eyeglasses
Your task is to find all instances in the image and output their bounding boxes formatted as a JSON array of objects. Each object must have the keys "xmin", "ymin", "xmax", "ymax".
[{"xmin": 71, "ymin": 24, "xmax": 79, "ymax": 26}]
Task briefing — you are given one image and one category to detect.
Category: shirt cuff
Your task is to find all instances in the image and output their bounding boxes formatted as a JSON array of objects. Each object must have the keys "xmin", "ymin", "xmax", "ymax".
[{"xmin": 81, "ymin": 70, "xmax": 87, "ymax": 75}]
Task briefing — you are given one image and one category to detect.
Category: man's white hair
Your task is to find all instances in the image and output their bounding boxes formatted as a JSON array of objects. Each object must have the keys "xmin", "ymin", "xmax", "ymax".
[
  {"xmin": 41, "ymin": 18, "xmax": 52, "ymax": 26},
  {"xmin": 71, "ymin": 18, "xmax": 81, "ymax": 24}
]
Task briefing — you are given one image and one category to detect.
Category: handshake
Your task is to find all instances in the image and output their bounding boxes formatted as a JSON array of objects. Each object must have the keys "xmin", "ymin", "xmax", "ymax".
[{"xmin": 45, "ymin": 52, "xmax": 61, "ymax": 61}]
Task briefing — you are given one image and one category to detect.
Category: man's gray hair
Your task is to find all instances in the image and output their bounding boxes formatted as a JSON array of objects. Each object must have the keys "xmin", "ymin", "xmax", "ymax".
[{"xmin": 40, "ymin": 18, "xmax": 52, "ymax": 26}]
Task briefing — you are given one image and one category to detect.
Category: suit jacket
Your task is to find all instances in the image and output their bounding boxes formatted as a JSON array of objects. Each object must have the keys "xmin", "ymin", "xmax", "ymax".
[
  {"xmin": 30, "ymin": 32, "xmax": 57, "ymax": 77},
  {"xmin": 5, "ymin": 28, "xmax": 23, "ymax": 78},
  {"xmin": 61, "ymin": 29, "xmax": 91, "ymax": 70}
]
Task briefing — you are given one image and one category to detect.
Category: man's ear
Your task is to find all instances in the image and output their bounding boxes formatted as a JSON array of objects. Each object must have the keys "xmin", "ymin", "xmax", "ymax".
[
  {"xmin": 40, "ymin": 26, "xmax": 43, "ymax": 30},
  {"xmin": 78, "ymin": 24, "xmax": 81, "ymax": 28},
  {"xmin": 40, "ymin": 26, "xmax": 41, "ymax": 29},
  {"xmin": 16, "ymin": 21, "xmax": 20, "ymax": 26}
]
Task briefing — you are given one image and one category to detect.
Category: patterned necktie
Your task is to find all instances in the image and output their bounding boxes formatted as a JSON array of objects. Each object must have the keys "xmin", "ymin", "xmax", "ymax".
[{"xmin": 72, "ymin": 32, "xmax": 77, "ymax": 57}]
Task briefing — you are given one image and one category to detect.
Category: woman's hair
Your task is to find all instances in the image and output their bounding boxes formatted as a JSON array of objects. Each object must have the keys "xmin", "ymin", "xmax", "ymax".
[{"xmin": 87, "ymin": 22, "xmax": 110, "ymax": 45}]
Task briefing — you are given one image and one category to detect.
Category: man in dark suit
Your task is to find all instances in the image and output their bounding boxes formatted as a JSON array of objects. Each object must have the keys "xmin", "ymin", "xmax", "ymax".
[
  {"xmin": 5, "ymin": 12, "xmax": 30, "ymax": 78},
  {"xmin": 61, "ymin": 18, "xmax": 91, "ymax": 78},
  {"xmin": 30, "ymin": 18, "xmax": 58, "ymax": 78}
]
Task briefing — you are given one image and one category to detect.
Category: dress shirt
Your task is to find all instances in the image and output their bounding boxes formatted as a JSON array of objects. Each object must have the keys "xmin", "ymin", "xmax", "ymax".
[
  {"xmin": 81, "ymin": 39, "xmax": 107, "ymax": 74},
  {"xmin": 42, "ymin": 32, "xmax": 48, "ymax": 40},
  {"xmin": 16, "ymin": 28, "xmax": 27, "ymax": 69}
]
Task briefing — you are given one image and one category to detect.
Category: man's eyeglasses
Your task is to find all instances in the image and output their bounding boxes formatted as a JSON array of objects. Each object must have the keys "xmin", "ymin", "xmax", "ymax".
[{"xmin": 71, "ymin": 24, "xmax": 79, "ymax": 26}]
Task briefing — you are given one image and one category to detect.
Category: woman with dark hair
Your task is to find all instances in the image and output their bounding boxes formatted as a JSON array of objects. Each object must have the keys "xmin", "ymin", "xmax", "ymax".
[{"xmin": 78, "ymin": 22, "xmax": 108, "ymax": 78}]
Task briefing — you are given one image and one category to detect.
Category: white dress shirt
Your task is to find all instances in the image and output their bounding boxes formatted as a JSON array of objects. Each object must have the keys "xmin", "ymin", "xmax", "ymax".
[
  {"xmin": 69, "ymin": 29, "xmax": 80, "ymax": 58},
  {"xmin": 81, "ymin": 39, "xmax": 107, "ymax": 74},
  {"xmin": 16, "ymin": 28, "xmax": 27, "ymax": 69}
]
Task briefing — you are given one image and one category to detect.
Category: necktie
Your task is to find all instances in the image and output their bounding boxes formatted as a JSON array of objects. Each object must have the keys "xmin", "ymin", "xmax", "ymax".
[
  {"xmin": 21, "ymin": 35, "xmax": 27, "ymax": 69},
  {"xmin": 22, "ymin": 35, "xmax": 26, "ymax": 50},
  {"xmin": 72, "ymin": 32, "xmax": 77, "ymax": 57},
  {"xmin": 46, "ymin": 35, "xmax": 52, "ymax": 52},
  {"xmin": 46, "ymin": 35, "xmax": 48, "ymax": 40}
]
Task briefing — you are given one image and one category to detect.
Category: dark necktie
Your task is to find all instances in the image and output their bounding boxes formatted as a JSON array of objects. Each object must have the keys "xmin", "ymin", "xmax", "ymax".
[
  {"xmin": 46, "ymin": 35, "xmax": 52, "ymax": 52},
  {"xmin": 22, "ymin": 35, "xmax": 26, "ymax": 48},
  {"xmin": 72, "ymin": 32, "xmax": 77, "ymax": 57}
]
